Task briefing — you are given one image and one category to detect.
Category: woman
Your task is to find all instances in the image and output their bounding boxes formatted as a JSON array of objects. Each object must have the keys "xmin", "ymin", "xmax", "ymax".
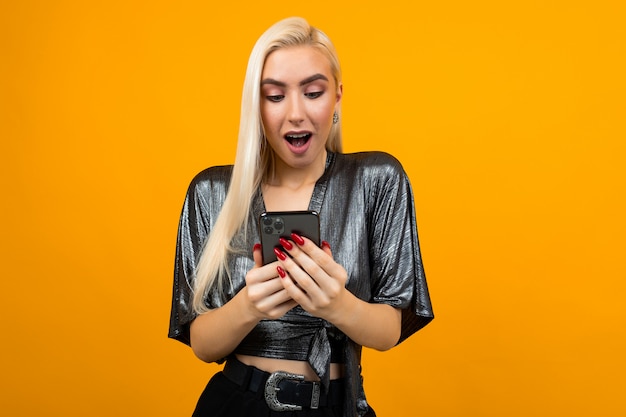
[{"xmin": 169, "ymin": 17, "xmax": 434, "ymax": 417}]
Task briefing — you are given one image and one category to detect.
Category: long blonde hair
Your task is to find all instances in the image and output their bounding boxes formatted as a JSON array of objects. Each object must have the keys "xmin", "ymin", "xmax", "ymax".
[{"xmin": 192, "ymin": 17, "xmax": 343, "ymax": 313}]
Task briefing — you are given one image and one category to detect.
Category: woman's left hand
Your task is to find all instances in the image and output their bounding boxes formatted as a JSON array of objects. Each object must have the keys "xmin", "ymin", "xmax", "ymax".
[
  {"xmin": 275, "ymin": 232, "xmax": 402, "ymax": 351},
  {"xmin": 274, "ymin": 233, "xmax": 347, "ymax": 324}
]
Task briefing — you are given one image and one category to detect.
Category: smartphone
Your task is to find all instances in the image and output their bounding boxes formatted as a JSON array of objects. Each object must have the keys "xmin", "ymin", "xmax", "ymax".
[{"xmin": 259, "ymin": 211, "xmax": 320, "ymax": 265}]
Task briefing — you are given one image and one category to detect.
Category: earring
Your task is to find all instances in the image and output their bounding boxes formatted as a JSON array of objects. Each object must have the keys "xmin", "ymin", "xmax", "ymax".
[{"xmin": 333, "ymin": 111, "xmax": 339, "ymax": 124}]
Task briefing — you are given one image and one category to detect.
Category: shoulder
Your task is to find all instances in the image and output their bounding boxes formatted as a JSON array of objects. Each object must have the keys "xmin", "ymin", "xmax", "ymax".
[
  {"xmin": 180, "ymin": 165, "xmax": 234, "ymax": 212},
  {"xmin": 189, "ymin": 165, "xmax": 233, "ymax": 186},
  {"xmin": 186, "ymin": 165, "xmax": 233, "ymax": 196},
  {"xmin": 335, "ymin": 151, "xmax": 406, "ymax": 179}
]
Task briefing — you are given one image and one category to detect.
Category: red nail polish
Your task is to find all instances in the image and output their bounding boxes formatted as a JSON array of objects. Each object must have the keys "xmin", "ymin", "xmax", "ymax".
[
  {"xmin": 291, "ymin": 233, "xmax": 305, "ymax": 246},
  {"xmin": 321, "ymin": 240, "xmax": 331, "ymax": 250},
  {"xmin": 279, "ymin": 237, "xmax": 293, "ymax": 250},
  {"xmin": 253, "ymin": 243, "xmax": 261, "ymax": 252},
  {"xmin": 273, "ymin": 247, "xmax": 287, "ymax": 261},
  {"xmin": 277, "ymin": 266, "xmax": 286, "ymax": 278}
]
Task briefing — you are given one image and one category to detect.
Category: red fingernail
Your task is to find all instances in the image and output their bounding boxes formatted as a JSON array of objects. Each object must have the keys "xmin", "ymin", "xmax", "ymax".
[
  {"xmin": 291, "ymin": 233, "xmax": 305, "ymax": 246},
  {"xmin": 277, "ymin": 266, "xmax": 286, "ymax": 278},
  {"xmin": 322, "ymin": 240, "xmax": 331, "ymax": 250},
  {"xmin": 279, "ymin": 237, "xmax": 293, "ymax": 250},
  {"xmin": 253, "ymin": 243, "xmax": 261, "ymax": 252},
  {"xmin": 273, "ymin": 247, "xmax": 287, "ymax": 261}
]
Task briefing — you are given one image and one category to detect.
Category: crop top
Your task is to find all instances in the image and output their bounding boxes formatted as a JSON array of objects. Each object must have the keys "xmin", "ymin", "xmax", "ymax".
[{"xmin": 168, "ymin": 151, "xmax": 434, "ymax": 417}]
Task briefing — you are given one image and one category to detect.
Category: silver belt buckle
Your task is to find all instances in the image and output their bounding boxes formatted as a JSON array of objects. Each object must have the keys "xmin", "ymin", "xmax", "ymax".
[{"xmin": 265, "ymin": 370, "xmax": 316, "ymax": 412}]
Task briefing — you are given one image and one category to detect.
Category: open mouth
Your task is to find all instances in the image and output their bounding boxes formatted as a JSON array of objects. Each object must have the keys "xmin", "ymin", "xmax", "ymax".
[{"xmin": 285, "ymin": 132, "xmax": 312, "ymax": 148}]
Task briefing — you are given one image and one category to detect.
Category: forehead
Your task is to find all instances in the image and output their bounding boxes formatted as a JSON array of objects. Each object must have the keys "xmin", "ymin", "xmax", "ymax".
[{"xmin": 262, "ymin": 46, "xmax": 333, "ymax": 81}]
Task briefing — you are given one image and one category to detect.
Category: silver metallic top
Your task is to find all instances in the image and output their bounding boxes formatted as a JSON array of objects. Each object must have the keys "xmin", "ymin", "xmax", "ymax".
[{"xmin": 169, "ymin": 151, "xmax": 434, "ymax": 417}]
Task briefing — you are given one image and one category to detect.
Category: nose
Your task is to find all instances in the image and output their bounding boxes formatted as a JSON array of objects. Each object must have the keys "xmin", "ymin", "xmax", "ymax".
[{"xmin": 287, "ymin": 95, "xmax": 305, "ymax": 124}]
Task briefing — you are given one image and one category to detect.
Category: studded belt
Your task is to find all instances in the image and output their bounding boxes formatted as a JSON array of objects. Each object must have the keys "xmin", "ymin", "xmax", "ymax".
[{"xmin": 222, "ymin": 357, "xmax": 344, "ymax": 412}]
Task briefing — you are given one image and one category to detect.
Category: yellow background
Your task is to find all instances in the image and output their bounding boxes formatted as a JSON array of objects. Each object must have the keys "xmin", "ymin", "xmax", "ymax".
[{"xmin": 1, "ymin": 1, "xmax": 625, "ymax": 416}]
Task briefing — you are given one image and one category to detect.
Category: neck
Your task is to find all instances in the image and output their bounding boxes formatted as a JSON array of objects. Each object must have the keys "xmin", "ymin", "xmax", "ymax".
[{"xmin": 267, "ymin": 150, "xmax": 327, "ymax": 190}]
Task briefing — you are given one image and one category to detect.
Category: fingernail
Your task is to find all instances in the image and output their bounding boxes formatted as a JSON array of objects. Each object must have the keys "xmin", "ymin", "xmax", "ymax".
[
  {"xmin": 273, "ymin": 247, "xmax": 287, "ymax": 261},
  {"xmin": 321, "ymin": 240, "xmax": 331, "ymax": 250},
  {"xmin": 279, "ymin": 237, "xmax": 293, "ymax": 250},
  {"xmin": 253, "ymin": 243, "xmax": 261, "ymax": 252},
  {"xmin": 291, "ymin": 233, "xmax": 305, "ymax": 246},
  {"xmin": 277, "ymin": 266, "xmax": 286, "ymax": 278}
]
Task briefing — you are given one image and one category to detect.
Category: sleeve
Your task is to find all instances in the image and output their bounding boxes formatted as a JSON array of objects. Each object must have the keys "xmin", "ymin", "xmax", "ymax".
[
  {"xmin": 367, "ymin": 153, "xmax": 434, "ymax": 343},
  {"xmin": 168, "ymin": 168, "xmax": 225, "ymax": 345}
]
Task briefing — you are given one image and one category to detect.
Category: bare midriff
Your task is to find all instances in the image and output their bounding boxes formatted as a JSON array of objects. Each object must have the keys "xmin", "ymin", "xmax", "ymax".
[{"xmin": 236, "ymin": 354, "xmax": 345, "ymax": 381}]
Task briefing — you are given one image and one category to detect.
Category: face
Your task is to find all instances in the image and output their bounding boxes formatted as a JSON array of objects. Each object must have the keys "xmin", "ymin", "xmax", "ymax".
[{"xmin": 260, "ymin": 46, "xmax": 341, "ymax": 174}]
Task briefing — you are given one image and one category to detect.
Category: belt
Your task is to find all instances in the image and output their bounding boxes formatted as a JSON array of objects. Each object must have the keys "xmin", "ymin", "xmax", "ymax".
[{"xmin": 222, "ymin": 357, "xmax": 344, "ymax": 412}]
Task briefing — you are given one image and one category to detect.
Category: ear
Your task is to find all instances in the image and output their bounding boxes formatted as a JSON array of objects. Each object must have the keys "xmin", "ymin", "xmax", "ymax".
[{"xmin": 336, "ymin": 83, "xmax": 343, "ymax": 104}]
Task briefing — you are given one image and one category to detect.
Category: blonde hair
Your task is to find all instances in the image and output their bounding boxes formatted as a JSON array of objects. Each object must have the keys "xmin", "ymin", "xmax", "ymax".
[{"xmin": 192, "ymin": 17, "xmax": 343, "ymax": 313}]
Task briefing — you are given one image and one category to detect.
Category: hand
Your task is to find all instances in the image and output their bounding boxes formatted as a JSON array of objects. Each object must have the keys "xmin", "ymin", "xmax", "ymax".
[
  {"xmin": 244, "ymin": 244, "xmax": 298, "ymax": 320},
  {"xmin": 274, "ymin": 234, "xmax": 348, "ymax": 323}
]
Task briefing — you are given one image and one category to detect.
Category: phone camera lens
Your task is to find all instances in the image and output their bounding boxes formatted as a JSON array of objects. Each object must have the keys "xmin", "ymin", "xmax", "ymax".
[
  {"xmin": 274, "ymin": 221, "xmax": 284, "ymax": 231},
  {"xmin": 263, "ymin": 217, "xmax": 273, "ymax": 226},
  {"xmin": 264, "ymin": 226, "xmax": 273, "ymax": 234}
]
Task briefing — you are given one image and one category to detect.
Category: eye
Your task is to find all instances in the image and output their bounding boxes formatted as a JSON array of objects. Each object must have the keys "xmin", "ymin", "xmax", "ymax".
[
  {"xmin": 266, "ymin": 95, "xmax": 284, "ymax": 102},
  {"xmin": 305, "ymin": 91, "xmax": 323, "ymax": 99}
]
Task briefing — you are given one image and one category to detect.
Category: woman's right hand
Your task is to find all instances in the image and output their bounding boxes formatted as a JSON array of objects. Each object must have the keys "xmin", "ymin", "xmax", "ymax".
[
  {"xmin": 244, "ymin": 243, "xmax": 298, "ymax": 320},
  {"xmin": 190, "ymin": 244, "xmax": 297, "ymax": 363}
]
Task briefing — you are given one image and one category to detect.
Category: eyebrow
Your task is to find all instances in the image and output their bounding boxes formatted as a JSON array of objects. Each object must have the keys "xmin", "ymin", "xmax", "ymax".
[{"xmin": 261, "ymin": 73, "xmax": 329, "ymax": 87}]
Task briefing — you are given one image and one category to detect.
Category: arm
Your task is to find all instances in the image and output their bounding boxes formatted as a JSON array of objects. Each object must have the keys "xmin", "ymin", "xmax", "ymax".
[
  {"xmin": 189, "ymin": 288, "xmax": 258, "ymax": 363},
  {"xmin": 323, "ymin": 289, "xmax": 401, "ymax": 351},
  {"xmin": 275, "ymin": 236, "xmax": 401, "ymax": 351},
  {"xmin": 190, "ymin": 246, "xmax": 298, "ymax": 362}
]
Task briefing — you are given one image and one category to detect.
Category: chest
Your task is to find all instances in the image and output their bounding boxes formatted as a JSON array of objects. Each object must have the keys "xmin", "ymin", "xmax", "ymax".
[{"xmin": 261, "ymin": 182, "xmax": 316, "ymax": 211}]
